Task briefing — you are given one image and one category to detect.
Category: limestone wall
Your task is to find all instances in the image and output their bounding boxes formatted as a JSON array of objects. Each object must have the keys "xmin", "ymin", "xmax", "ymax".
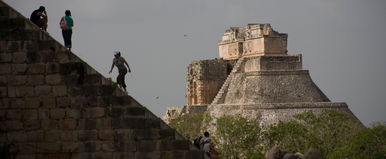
[
  {"xmin": 207, "ymin": 102, "xmax": 359, "ymax": 126},
  {"xmin": 0, "ymin": 1, "xmax": 204, "ymax": 158},
  {"xmin": 186, "ymin": 59, "xmax": 235, "ymax": 105}
]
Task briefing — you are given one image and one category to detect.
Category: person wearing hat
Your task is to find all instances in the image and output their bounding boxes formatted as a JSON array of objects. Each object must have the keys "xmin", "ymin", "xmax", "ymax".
[
  {"xmin": 109, "ymin": 51, "xmax": 131, "ymax": 92},
  {"xmin": 30, "ymin": 6, "xmax": 47, "ymax": 30}
]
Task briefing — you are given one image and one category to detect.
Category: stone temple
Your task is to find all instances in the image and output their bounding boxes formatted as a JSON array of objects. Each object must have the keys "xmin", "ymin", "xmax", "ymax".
[
  {"xmin": 163, "ymin": 23, "xmax": 360, "ymax": 127},
  {"xmin": 0, "ymin": 1, "xmax": 206, "ymax": 158}
]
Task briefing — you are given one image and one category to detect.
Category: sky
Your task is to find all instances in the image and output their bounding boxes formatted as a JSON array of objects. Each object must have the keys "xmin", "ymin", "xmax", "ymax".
[{"xmin": 4, "ymin": 0, "xmax": 386, "ymax": 126}]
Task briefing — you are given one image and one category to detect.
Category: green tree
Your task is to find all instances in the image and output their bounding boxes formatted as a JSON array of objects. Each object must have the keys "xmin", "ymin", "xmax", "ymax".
[
  {"xmin": 168, "ymin": 113, "xmax": 204, "ymax": 140},
  {"xmin": 328, "ymin": 124, "xmax": 386, "ymax": 159},
  {"xmin": 265, "ymin": 110, "xmax": 363, "ymax": 157},
  {"xmin": 215, "ymin": 115, "xmax": 264, "ymax": 159}
]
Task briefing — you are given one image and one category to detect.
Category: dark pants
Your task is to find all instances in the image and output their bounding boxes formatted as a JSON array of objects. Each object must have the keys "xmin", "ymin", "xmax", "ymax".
[
  {"xmin": 62, "ymin": 29, "xmax": 72, "ymax": 49},
  {"xmin": 117, "ymin": 69, "xmax": 127, "ymax": 89}
]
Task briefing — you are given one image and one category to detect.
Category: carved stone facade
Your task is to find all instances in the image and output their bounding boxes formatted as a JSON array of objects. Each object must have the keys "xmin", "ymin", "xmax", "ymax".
[{"xmin": 218, "ymin": 24, "xmax": 288, "ymax": 60}]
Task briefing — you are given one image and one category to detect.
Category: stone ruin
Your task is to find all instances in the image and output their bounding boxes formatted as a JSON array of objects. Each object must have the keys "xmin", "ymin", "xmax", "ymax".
[
  {"xmin": 0, "ymin": 1, "xmax": 206, "ymax": 158},
  {"xmin": 163, "ymin": 24, "xmax": 360, "ymax": 127}
]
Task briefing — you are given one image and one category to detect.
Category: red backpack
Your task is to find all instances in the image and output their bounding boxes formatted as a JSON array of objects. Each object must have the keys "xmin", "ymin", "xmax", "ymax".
[{"xmin": 59, "ymin": 16, "xmax": 68, "ymax": 30}]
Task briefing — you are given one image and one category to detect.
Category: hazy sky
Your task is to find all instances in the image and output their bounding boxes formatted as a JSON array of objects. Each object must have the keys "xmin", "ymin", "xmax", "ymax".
[{"xmin": 4, "ymin": 0, "xmax": 385, "ymax": 125}]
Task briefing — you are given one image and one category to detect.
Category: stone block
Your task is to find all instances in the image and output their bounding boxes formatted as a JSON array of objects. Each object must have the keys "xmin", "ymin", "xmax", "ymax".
[
  {"xmin": 11, "ymin": 64, "xmax": 27, "ymax": 74},
  {"xmin": 145, "ymin": 118, "xmax": 160, "ymax": 129},
  {"xmin": 112, "ymin": 152, "xmax": 135, "ymax": 159},
  {"xmin": 25, "ymin": 130, "xmax": 44, "ymax": 142},
  {"xmin": 99, "ymin": 130, "xmax": 114, "ymax": 140},
  {"xmin": 24, "ymin": 97, "xmax": 40, "ymax": 108},
  {"xmin": 100, "ymin": 142, "xmax": 115, "ymax": 152},
  {"xmin": 23, "ymin": 119, "xmax": 40, "ymax": 130},
  {"xmin": 78, "ymin": 130, "xmax": 98, "ymax": 141},
  {"xmin": 12, "ymin": 52, "xmax": 27, "ymax": 63},
  {"xmin": 172, "ymin": 140, "xmax": 190, "ymax": 150},
  {"xmin": 7, "ymin": 131, "xmax": 26, "ymax": 142},
  {"xmin": 44, "ymin": 153, "xmax": 71, "ymax": 159},
  {"xmin": 159, "ymin": 129, "xmax": 175, "ymax": 139},
  {"xmin": 0, "ymin": 64, "xmax": 11, "ymax": 74},
  {"xmin": 10, "ymin": 98, "xmax": 25, "ymax": 108},
  {"xmin": 0, "ymin": 76, "xmax": 7, "ymax": 86},
  {"xmin": 65, "ymin": 109, "xmax": 80, "ymax": 119},
  {"xmin": 28, "ymin": 63, "xmax": 46, "ymax": 74},
  {"xmin": 45, "ymin": 130, "xmax": 62, "ymax": 142},
  {"xmin": 82, "ymin": 141, "xmax": 98, "ymax": 152},
  {"xmin": 53, "ymin": 85, "xmax": 67, "ymax": 96},
  {"xmin": 46, "ymin": 62, "xmax": 60, "ymax": 73},
  {"xmin": 41, "ymin": 119, "xmax": 59, "ymax": 130},
  {"xmin": 50, "ymin": 109, "xmax": 66, "ymax": 119},
  {"xmin": 22, "ymin": 109, "xmax": 38, "ymax": 120},
  {"xmin": 56, "ymin": 97, "xmax": 70, "ymax": 108},
  {"xmin": 70, "ymin": 153, "xmax": 92, "ymax": 159},
  {"xmin": 16, "ymin": 154, "xmax": 37, "ymax": 159},
  {"xmin": 0, "ymin": 98, "xmax": 10, "ymax": 109},
  {"xmin": 37, "ymin": 143, "xmax": 61, "ymax": 153},
  {"xmin": 6, "ymin": 41, "xmax": 20, "ymax": 52},
  {"xmin": 96, "ymin": 118, "xmax": 112, "ymax": 129},
  {"xmin": 134, "ymin": 152, "xmax": 160, "ymax": 159},
  {"xmin": 6, "ymin": 109, "xmax": 22, "ymax": 120},
  {"xmin": 137, "ymin": 140, "xmax": 159, "ymax": 152},
  {"xmin": 91, "ymin": 152, "xmax": 113, "ymax": 159},
  {"xmin": 46, "ymin": 74, "xmax": 62, "ymax": 85},
  {"xmin": 85, "ymin": 107, "xmax": 105, "ymax": 118},
  {"xmin": 61, "ymin": 131, "xmax": 78, "ymax": 141},
  {"xmin": 56, "ymin": 52, "xmax": 70, "ymax": 64},
  {"xmin": 26, "ymin": 75, "xmax": 45, "ymax": 85},
  {"xmin": 0, "ymin": 86, "xmax": 7, "ymax": 97},
  {"xmin": 112, "ymin": 118, "xmax": 145, "ymax": 129},
  {"xmin": 0, "ymin": 53, "xmax": 12, "ymax": 62},
  {"xmin": 38, "ymin": 109, "xmax": 50, "ymax": 119},
  {"xmin": 8, "ymin": 75, "xmax": 26, "ymax": 85},
  {"xmin": 126, "ymin": 107, "xmax": 145, "ymax": 116},
  {"xmin": 34, "ymin": 85, "xmax": 51, "ymax": 96},
  {"xmin": 17, "ymin": 143, "xmax": 37, "ymax": 154},
  {"xmin": 62, "ymin": 142, "xmax": 82, "ymax": 152},
  {"xmin": 39, "ymin": 96, "xmax": 56, "ymax": 108},
  {"xmin": 60, "ymin": 119, "xmax": 77, "ymax": 130},
  {"xmin": 108, "ymin": 107, "xmax": 124, "ymax": 117}
]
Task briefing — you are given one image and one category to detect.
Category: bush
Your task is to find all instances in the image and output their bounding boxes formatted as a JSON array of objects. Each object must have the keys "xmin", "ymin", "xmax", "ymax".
[{"xmin": 215, "ymin": 115, "xmax": 264, "ymax": 159}]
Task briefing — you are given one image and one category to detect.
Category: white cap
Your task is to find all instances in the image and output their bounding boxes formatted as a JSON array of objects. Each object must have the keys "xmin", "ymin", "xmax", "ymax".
[{"xmin": 114, "ymin": 51, "xmax": 120, "ymax": 55}]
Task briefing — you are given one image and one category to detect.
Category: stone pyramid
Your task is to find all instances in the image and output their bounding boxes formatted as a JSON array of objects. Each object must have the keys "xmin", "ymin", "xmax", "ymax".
[
  {"xmin": 0, "ymin": 1, "xmax": 204, "ymax": 158},
  {"xmin": 163, "ymin": 24, "xmax": 360, "ymax": 128}
]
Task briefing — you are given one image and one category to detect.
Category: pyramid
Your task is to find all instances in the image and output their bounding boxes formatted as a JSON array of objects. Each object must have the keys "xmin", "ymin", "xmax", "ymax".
[
  {"xmin": 163, "ymin": 24, "xmax": 360, "ymax": 127},
  {"xmin": 0, "ymin": 1, "xmax": 204, "ymax": 158}
]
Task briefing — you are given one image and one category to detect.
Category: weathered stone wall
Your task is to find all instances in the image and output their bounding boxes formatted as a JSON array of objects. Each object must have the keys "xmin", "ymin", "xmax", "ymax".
[
  {"xmin": 0, "ymin": 1, "xmax": 205, "ymax": 158},
  {"xmin": 186, "ymin": 59, "xmax": 234, "ymax": 106},
  {"xmin": 218, "ymin": 24, "xmax": 288, "ymax": 60},
  {"xmin": 207, "ymin": 102, "xmax": 358, "ymax": 126}
]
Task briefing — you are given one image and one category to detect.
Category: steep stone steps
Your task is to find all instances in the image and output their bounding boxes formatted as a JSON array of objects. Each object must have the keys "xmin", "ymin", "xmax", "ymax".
[
  {"xmin": 211, "ymin": 57, "xmax": 245, "ymax": 104},
  {"xmin": 0, "ymin": 1, "xmax": 205, "ymax": 158}
]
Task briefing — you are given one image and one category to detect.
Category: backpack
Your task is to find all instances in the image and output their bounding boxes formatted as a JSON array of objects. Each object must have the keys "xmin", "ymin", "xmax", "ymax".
[
  {"xmin": 193, "ymin": 136, "xmax": 202, "ymax": 149},
  {"xmin": 60, "ymin": 16, "xmax": 68, "ymax": 30}
]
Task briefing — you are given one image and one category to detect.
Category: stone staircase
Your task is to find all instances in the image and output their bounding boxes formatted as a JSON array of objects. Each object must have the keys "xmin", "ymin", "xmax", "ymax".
[
  {"xmin": 0, "ymin": 1, "xmax": 204, "ymax": 158},
  {"xmin": 211, "ymin": 57, "xmax": 245, "ymax": 104}
]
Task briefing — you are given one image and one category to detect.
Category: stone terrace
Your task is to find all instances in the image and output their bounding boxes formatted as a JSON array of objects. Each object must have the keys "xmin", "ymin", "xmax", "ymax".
[{"xmin": 0, "ymin": 1, "xmax": 204, "ymax": 159}]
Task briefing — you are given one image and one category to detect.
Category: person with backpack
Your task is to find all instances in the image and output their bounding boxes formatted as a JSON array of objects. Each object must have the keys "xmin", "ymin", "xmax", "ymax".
[
  {"xmin": 30, "ymin": 6, "xmax": 47, "ymax": 30},
  {"xmin": 109, "ymin": 51, "xmax": 131, "ymax": 93},
  {"xmin": 200, "ymin": 131, "xmax": 211, "ymax": 158},
  {"xmin": 193, "ymin": 136, "xmax": 203, "ymax": 149},
  {"xmin": 60, "ymin": 10, "xmax": 74, "ymax": 51}
]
